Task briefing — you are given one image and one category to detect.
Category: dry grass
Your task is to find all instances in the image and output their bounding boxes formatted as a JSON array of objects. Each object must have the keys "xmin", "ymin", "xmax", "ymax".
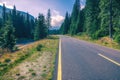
[
  {"xmin": 0, "ymin": 35, "xmax": 59, "ymax": 80},
  {"xmin": 72, "ymin": 35, "xmax": 120, "ymax": 50},
  {"xmin": 96, "ymin": 37, "xmax": 120, "ymax": 49}
]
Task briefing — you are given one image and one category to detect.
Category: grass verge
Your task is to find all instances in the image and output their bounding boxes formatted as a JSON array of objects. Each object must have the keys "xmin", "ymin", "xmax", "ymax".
[
  {"xmin": 70, "ymin": 34, "xmax": 120, "ymax": 50},
  {"xmin": 0, "ymin": 35, "xmax": 59, "ymax": 80}
]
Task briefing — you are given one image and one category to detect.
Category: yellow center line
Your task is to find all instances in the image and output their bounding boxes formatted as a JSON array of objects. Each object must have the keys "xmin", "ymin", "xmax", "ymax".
[
  {"xmin": 57, "ymin": 39, "xmax": 62, "ymax": 80},
  {"xmin": 98, "ymin": 53, "xmax": 120, "ymax": 66}
]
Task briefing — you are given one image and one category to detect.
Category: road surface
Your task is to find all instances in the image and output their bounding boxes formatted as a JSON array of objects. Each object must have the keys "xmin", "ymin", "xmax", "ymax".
[{"xmin": 57, "ymin": 36, "xmax": 120, "ymax": 80}]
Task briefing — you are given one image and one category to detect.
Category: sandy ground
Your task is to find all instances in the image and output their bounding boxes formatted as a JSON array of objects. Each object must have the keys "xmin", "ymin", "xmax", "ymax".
[{"xmin": 1, "ymin": 51, "xmax": 54, "ymax": 80}]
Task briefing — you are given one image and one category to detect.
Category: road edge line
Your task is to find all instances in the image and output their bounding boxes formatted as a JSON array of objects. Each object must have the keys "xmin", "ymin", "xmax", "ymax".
[
  {"xmin": 98, "ymin": 53, "xmax": 120, "ymax": 66},
  {"xmin": 57, "ymin": 39, "xmax": 62, "ymax": 80}
]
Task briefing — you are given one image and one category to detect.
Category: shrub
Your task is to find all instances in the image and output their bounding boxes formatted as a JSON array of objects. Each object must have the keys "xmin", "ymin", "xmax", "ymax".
[
  {"xmin": 90, "ymin": 34, "xmax": 98, "ymax": 40},
  {"xmin": 0, "ymin": 63, "xmax": 7, "ymax": 67},
  {"xmin": 41, "ymin": 73, "xmax": 47, "ymax": 78},
  {"xmin": 4, "ymin": 58, "xmax": 11, "ymax": 63},
  {"xmin": 95, "ymin": 29, "xmax": 108, "ymax": 39},
  {"xmin": 36, "ymin": 44, "xmax": 42, "ymax": 51},
  {"xmin": 115, "ymin": 35, "xmax": 120, "ymax": 43},
  {"xmin": 29, "ymin": 68, "xmax": 34, "ymax": 72},
  {"xmin": 31, "ymin": 72, "xmax": 36, "ymax": 76},
  {"xmin": 77, "ymin": 32, "xmax": 82, "ymax": 36},
  {"xmin": 16, "ymin": 73, "xmax": 20, "ymax": 76},
  {"xmin": 13, "ymin": 46, "xmax": 18, "ymax": 51}
]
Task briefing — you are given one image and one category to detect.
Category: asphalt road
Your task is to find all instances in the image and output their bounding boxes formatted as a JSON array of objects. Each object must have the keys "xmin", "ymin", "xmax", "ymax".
[{"xmin": 60, "ymin": 36, "xmax": 120, "ymax": 80}]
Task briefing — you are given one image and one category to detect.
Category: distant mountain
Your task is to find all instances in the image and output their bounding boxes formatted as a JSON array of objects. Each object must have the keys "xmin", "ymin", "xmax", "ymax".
[
  {"xmin": 50, "ymin": 26, "xmax": 60, "ymax": 30},
  {"xmin": 0, "ymin": 5, "xmax": 34, "ymax": 20}
]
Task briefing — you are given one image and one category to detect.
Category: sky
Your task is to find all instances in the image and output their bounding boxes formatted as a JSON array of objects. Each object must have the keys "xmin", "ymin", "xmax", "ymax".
[{"xmin": 0, "ymin": 0, "xmax": 85, "ymax": 27}]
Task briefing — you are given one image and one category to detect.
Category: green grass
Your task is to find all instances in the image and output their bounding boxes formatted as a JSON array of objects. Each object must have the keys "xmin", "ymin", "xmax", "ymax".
[
  {"xmin": 0, "ymin": 35, "xmax": 59, "ymax": 80},
  {"xmin": 0, "ymin": 47, "xmax": 37, "ymax": 78},
  {"xmin": 71, "ymin": 34, "xmax": 120, "ymax": 50},
  {"xmin": 4, "ymin": 58, "xmax": 11, "ymax": 63},
  {"xmin": 18, "ymin": 76, "xmax": 26, "ymax": 80},
  {"xmin": 41, "ymin": 73, "xmax": 47, "ymax": 78},
  {"xmin": 29, "ymin": 68, "xmax": 34, "ymax": 72}
]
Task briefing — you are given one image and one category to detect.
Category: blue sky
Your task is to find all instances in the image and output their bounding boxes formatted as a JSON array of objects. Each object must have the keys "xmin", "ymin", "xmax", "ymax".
[{"xmin": 0, "ymin": 0, "xmax": 85, "ymax": 27}]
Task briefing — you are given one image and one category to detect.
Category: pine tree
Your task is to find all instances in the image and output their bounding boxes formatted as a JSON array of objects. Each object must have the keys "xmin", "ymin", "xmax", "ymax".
[
  {"xmin": 12, "ymin": 5, "xmax": 18, "ymax": 37},
  {"xmin": 12, "ymin": 5, "xmax": 17, "ymax": 27},
  {"xmin": 97, "ymin": 0, "xmax": 119, "ymax": 39},
  {"xmin": 111, "ymin": 0, "xmax": 120, "ymax": 42},
  {"xmin": 0, "ymin": 21, "xmax": 16, "ymax": 52},
  {"xmin": 98, "ymin": 0, "xmax": 110, "ymax": 38},
  {"xmin": 69, "ymin": 0, "xmax": 80, "ymax": 35},
  {"xmin": 34, "ymin": 18, "xmax": 39, "ymax": 40},
  {"xmin": 26, "ymin": 12, "xmax": 31, "ymax": 38},
  {"xmin": 17, "ymin": 13, "xmax": 27, "ymax": 38},
  {"xmin": 2, "ymin": 4, "xmax": 6, "ymax": 25},
  {"xmin": 30, "ymin": 19, "xmax": 35, "ymax": 38},
  {"xmin": 76, "ymin": 8, "xmax": 85, "ymax": 34},
  {"xmin": 84, "ymin": 0, "xmax": 100, "ymax": 39},
  {"xmin": 34, "ymin": 14, "xmax": 47, "ymax": 40},
  {"xmin": 60, "ymin": 12, "xmax": 70, "ymax": 34},
  {"xmin": 46, "ymin": 9, "xmax": 51, "ymax": 35},
  {"xmin": 0, "ymin": 18, "xmax": 2, "ymax": 29}
]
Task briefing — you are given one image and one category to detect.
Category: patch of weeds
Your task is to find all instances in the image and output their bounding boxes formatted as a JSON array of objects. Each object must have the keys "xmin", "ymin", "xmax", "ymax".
[
  {"xmin": 38, "ymin": 53, "xmax": 41, "ymax": 56},
  {"xmin": 4, "ymin": 58, "xmax": 11, "ymax": 63},
  {"xmin": 29, "ymin": 68, "xmax": 34, "ymax": 72},
  {"xmin": 47, "ymin": 36, "xmax": 59, "ymax": 40},
  {"xmin": 16, "ymin": 73, "xmax": 20, "ymax": 76},
  {"xmin": 0, "ymin": 47, "xmax": 37, "ymax": 77},
  {"xmin": 44, "ymin": 66, "xmax": 46, "ymax": 68},
  {"xmin": 41, "ymin": 73, "xmax": 47, "ymax": 78},
  {"xmin": 31, "ymin": 72, "xmax": 36, "ymax": 76},
  {"xmin": 26, "ymin": 65, "xmax": 29, "ymax": 67},
  {"xmin": 36, "ymin": 44, "xmax": 43, "ymax": 51},
  {"xmin": 43, "ymin": 69, "xmax": 46, "ymax": 72},
  {"xmin": 104, "ymin": 42, "xmax": 108, "ymax": 45},
  {"xmin": 0, "ymin": 63, "xmax": 7, "ymax": 67},
  {"xmin": 48, "ymin": 78, "xmax": 52, "ymax": 80},
  {"xmin": 0, "ymin": 36, "xmax": 59, "ymax": 79},
  {"xmin": 18, "ymin": 76, "xmax": 26, "ymax": 80}
]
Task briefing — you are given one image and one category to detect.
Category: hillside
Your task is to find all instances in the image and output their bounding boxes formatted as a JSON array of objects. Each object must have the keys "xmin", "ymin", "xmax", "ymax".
[{"xmin": 0, "ymin": 5, "xmax": 34, "ymax": 20}]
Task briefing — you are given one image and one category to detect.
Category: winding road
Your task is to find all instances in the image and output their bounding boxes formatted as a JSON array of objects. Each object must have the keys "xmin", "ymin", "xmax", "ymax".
[{"xmin": 57, "ymin": 35, "xmax": 120, "ymax": 80}]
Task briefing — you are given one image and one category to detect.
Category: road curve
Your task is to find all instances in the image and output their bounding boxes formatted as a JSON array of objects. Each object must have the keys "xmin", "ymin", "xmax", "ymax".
[{"xmin": 60, "ymin": 35, "xmax": 120, "ymax": 80}]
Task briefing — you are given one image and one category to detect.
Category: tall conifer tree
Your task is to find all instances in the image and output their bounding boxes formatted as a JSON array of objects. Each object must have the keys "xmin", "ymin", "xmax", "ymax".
[
  {"xmin": 84, "ymin": 0, "xmax": 100, "ymax": 39},
  {"xmin": 34, "ymin": 14, "xmax": 47, "ymax": 40},
  {"xmin": 46, "ymin": 9, "xmax": 51, "ymax": 35},
  {"xmin": 2, "ymin": 4, "xmax": 6, "ymax": 25},
  {"xmin": 69, "ymin": 0, "xmax": 80, "ymax": 35}
]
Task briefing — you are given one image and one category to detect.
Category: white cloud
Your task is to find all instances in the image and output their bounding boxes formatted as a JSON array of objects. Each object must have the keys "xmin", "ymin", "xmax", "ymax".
[
  {"xmin": 52, "ymin": 10, "xmax": 59, "ymax": 16},
  {"xmin": 80, "ymin": 0, "xmax": 85, "ymax": 9},
  {"xmin": 51, "ymin": 10, "xmax": 64, "ymax": 27},
  {"xmin": 0, "ymin": 1, "xmax": 13, "ymax": 9},
  {"xmin": 0, "ymin": 1, "xmax": 65, "ymax": 27},
  {"xmin": 81, "ymin": 5, "xmax": 85, "ymax": 9}
]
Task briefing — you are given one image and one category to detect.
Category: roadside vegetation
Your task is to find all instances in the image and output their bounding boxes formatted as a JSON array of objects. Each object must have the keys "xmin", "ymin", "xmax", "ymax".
[
  {"xmin": 0, "ymin": 36, "xmax": 59, "ymax": 80},
  {"xmin": 60, "ymin": 0, "xmax": 120, "ymax": 49},
  {"xmin": 70, "ymin": 33, "xmax": 120, "ymax": 50},
  {"xmin": 0, "ymin": 4, "xmax": 51, "ymax": 52},
  {"xmin": 0, "ymin": 3, "xmax": 58, "ymax": 80}
]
